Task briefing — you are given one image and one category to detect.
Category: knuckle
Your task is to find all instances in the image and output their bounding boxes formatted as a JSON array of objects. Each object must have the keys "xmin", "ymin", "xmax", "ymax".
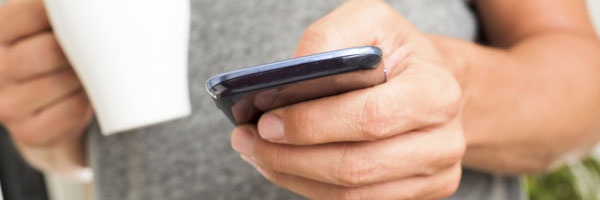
[
  {"xmin": 449, "ymin": 126, "xmax": 467, "ymax": 162},
  {"xmin": 301, "ymin": 18, "xmax": 343, "ymax": 47},
  {"xmin": 443, "ymin": 136, "xmax": 466, "ymax": 166},
  {"xmin": 438, "ymin": 168, "xmax": 462, "ymax": 198},
  {"xmin": 357, "ymin": 92, "xmax": 393, "ymax": 140},
  {"xmin": 337, "ymin": 167, "xmax": 364, "ymax": 187},
  {"xmin": 444, "ymin": 83, "xmax": 463, "ymax": 116},
  {"xmin": 448, "ymin": 137, "xmax": 466, "ymax": 164},
  {"xmin": 370, "ymin": 1, "xmax": 396, "ymax": 16},
  {"xmin": 348, "ymin": 0, "xmax": 394, "ymax": 16},
  {"xmin": 439, "ymin": 182, "xmax": 460, "ymax": 198},
  {"xmin": 435, "ymin": 129, "xmax": 466, "ymax": 168},
  {"xmin": 420, "ymin": 69, "xmax": 462, "ymax": 125},
  {"xmin": 435, "ymin": 78, "xmax": 462, "ymax": 120},
  {"xmin": 336, "ymin": 146, "xmax": 374, "ymax": 187}
]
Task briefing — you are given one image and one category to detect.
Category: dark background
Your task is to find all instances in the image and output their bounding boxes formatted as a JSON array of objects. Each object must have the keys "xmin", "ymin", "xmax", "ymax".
[{"xmin": 0, "ymin": 126, "xmax": 48, "ymax": 200}]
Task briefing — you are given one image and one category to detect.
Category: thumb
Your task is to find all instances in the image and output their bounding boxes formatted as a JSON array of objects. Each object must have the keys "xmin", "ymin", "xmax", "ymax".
[{"xmin": 292, "ymin": 0, "xmax": 419, "ymax": 59}]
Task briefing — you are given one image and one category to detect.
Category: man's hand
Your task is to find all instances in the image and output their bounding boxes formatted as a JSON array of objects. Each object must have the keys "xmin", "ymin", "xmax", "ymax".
[
  {"xmin": 231, "ymin": 0, "xmax": 465, "ymax": 199},
  {"xmin": 0, "ymin": 0, "xmax": 92, "ymax": 180}
]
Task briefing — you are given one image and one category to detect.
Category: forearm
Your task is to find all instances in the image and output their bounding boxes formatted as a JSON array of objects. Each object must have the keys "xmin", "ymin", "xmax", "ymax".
[{"xmin": 431, "ymin": 32, "xmax": 600, "ymax": 175}]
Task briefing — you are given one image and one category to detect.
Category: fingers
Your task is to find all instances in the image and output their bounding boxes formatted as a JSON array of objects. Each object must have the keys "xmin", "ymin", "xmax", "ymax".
[
  {"xmin": 233, "ymin": 121, "xmax": 464, "ymax": 187},
  {"xmin": 292, "ymin": 0, "xmax": 419, "ymax": 70},
  {"xmin": 9, "ymin": 91, "xmax": 92, "ymax": 179},
  {"xmin": 239, "ymin": 1, "xmax": 465, "ymax": 199},
  {"xmin": 0, "ymin": 31, "xmax": 78, "ymax": 121},
  {"xmin": 0, "ymin": 0, "xmax": 50, "ymax": 44},
  {"xmin": 247, "ymin": 160, "xmax": 462, "ymax": 200},
  {"xmin": 7, "ymin": 91, "xmax": 92, "ymax": 147},
  {"xmin": 0, "ymin": 69, "xmax": 82, "ymax": 122},
  {"xmin": 0, "ymin": 32, "xmax": 69, "ymax": 83},
  {"xmin": 0, "ymin": 0, "xmax": 91, "ymax": 179},
  {"xmin": 258, "ymin": 0, "xmax": 462, "ymax": 145},
  {"xmin": 257, "ymin": 65, "xmax": 461, "ymax": 144}
]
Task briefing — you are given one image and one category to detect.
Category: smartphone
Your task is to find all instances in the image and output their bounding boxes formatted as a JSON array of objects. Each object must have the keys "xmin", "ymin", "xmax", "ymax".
[{"xmin": 206, "ymin": 46, "xmax": 386, "ymax": 125}]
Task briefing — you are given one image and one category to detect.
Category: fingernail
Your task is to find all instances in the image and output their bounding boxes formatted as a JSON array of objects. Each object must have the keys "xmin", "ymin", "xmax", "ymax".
[
  {"xmin": 231, "ymin": 128, "xmax": 254, "ymax": 155},
  {"xmin": 258, "ymin": 113, "xmax": 284, "ymax": 141}
]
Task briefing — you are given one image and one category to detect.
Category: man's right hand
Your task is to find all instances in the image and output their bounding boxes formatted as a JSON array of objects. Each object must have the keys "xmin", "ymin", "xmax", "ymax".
[{"xmin": 0, "ymin": 0, "xmax": 93, "ymax": 180}]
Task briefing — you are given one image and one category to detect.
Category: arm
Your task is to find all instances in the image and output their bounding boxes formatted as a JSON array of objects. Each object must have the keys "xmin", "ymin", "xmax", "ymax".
[
  {"xmin": 232, "ymin": 1, "xmax": 465, "ymax": 199},
  {"xmin": 432, "ymin": 0, "xmax": 600, "ymax": 174},
  {"xmin": 234, "ymin": 0, "xmax": 600, "ymax": 198}
]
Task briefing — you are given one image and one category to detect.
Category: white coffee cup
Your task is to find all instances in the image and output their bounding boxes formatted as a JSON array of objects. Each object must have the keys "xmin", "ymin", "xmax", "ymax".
[{"xmin": 43, "ymin": 0, "xmax": 192, "ymax": 135}]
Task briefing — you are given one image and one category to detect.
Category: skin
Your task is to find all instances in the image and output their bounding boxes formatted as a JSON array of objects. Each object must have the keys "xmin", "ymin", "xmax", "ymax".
[
  {"xmin": 232, "ymin": 1, "xmax": 465, "ymax": 199},
  {"xmin": 0, "ymin": 0, "xmax": 599, "ymax": 198},
  {"xmin": 457, "ymin": 0, "xmax": 600, "ymax": 174},
  {"xmin": 0, "ymin": 0, "xmax": 92, "ymax": 180},
  {"xmin": 231, "ymin": 0, "xmax": 600, "ymax": 199}
]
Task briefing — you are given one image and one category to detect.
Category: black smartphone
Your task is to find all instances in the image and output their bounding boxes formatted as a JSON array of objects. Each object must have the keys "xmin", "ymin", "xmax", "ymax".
[{"xmin": 206, "ymin": 46, "xmax": 386, "ymax": 125}]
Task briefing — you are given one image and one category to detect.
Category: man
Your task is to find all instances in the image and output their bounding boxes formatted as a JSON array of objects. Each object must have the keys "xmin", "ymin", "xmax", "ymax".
[{"xmin": 0, "ymin": 0, "xmax": 599, "ymax": 199}]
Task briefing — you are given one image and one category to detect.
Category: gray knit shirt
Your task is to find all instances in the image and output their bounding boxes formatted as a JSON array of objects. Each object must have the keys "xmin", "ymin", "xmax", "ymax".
[{"xmin": 87, "ymin": 0, "xmax": 524, "ymax": 199}]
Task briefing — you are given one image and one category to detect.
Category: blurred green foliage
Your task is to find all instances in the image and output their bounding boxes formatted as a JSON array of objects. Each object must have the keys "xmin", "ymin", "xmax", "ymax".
[{"xmin": 526, "ymin": 157, "xmax": 600, "ymax": 200}]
